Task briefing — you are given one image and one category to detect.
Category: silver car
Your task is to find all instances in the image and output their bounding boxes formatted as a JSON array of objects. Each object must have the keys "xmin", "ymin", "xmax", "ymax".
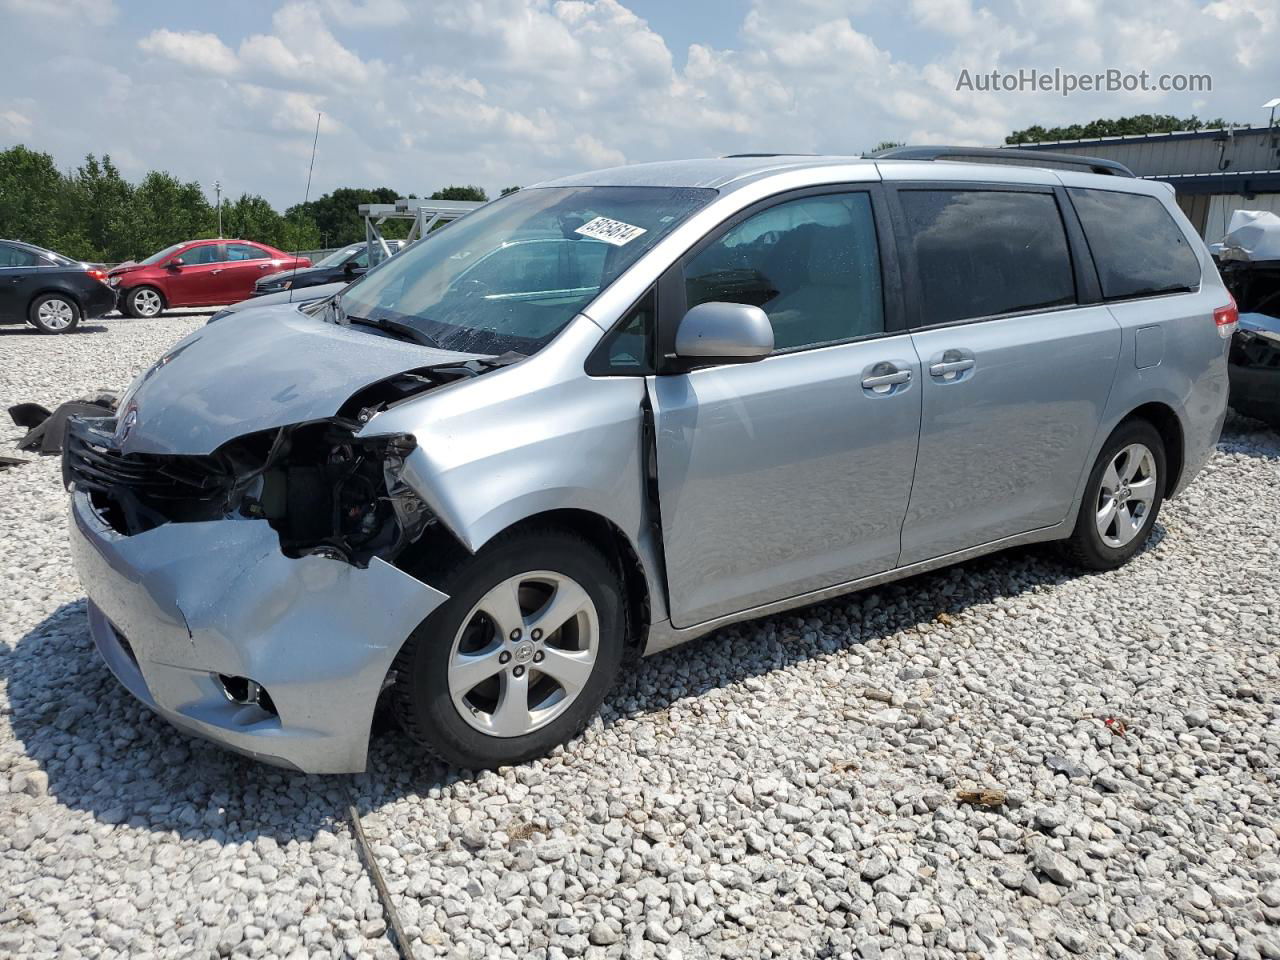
[{"xmin": 64, "ymin": 151, "xmax": 1232, "ymax": 773}]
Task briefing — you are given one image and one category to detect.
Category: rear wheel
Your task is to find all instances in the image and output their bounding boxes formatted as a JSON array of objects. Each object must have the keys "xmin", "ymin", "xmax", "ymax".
[
  {"xmin": 1063, "ymin": 419, "xmax": 1166, "ymax": 571},
  {"xmin": 391, "ymin": 528, "xmax": 625, "ymax": 768},
  {"xmin": 125, "ymin": 286, "xmax": 164, "ymax": 318},
  {"xmin": 29, "ymin": 294, "xmax": 81, "ymax": 334}
]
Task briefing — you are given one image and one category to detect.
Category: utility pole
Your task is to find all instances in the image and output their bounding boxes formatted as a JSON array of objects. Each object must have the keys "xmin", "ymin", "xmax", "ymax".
[{"xmin": 215, "ymin": 180, "xmax": 222, "ymax": 236}]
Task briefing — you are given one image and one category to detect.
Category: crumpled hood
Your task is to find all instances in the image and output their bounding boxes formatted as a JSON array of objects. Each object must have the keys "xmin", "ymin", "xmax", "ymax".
[{"xmin": 117, "ymin": 304, "xmax": 484, "ymax": 455}]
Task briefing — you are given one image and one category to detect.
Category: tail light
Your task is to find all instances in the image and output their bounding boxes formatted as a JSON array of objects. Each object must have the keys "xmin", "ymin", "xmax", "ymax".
[
  {"xmin": 86, "ymin": 268, "xmax": 110, "ymax": 285},
  {"xmin": 1214, "ymin": 294, "xmax": 1238, "ymax": 339}
]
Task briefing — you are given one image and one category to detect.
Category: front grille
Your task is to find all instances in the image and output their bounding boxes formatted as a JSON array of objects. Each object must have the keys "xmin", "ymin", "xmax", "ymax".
[
  {"xmin": 64, "ymin": 417, "xmax": 232, "ymax": 534},
  {"xmin": 64, "ymin": 418, "xmax": 223, "ymax": 499}
]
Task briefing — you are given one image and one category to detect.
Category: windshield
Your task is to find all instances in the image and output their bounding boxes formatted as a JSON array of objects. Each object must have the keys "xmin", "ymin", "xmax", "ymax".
[
  {"xmin": 338, "ymin": 185, "xmax": 716, "ymax": 354},
  {"xmin": 315, "ymin": 246, "xmax": 363, "ymax": 268},
  {"xmin": 140, "ymin": 242, "xmax": 186, "ymax": 266}
]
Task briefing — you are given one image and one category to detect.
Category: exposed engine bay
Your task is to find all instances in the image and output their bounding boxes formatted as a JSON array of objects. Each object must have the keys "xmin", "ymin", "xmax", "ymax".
[{"xmin": 59, "ymin": 358, "xmax": 516, "ymax": 566}]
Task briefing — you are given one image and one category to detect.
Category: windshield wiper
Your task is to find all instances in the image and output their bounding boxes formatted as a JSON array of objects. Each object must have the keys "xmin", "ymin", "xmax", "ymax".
[{"xmin": 344, "ymin": 314, "xmax": 438, "ymax": 348}]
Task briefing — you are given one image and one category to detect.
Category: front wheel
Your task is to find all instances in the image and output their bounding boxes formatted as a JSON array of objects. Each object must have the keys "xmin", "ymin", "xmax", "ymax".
[
  {"xmin": 124, "ymin": 286, "xmax": 164, "ymax": 318},
  {"xmin": 390, "ymin": 528, "xmax": 625, "ymax": 768},
  {"xmin": 1063, "ymin": 419, "xmax": 1166, "ymax": 571},
  {"xmin": 29, "ymin": 293, "xmax": 81, "ymax": 334}
]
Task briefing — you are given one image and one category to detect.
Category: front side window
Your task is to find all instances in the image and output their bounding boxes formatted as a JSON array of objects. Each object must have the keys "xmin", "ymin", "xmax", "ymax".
[
  {"xmin": 684, "ymin": 192, "xmax": 884, "ymax": 351},
  {"xmin": 226, "ymin": 243, "xmax": 268, "ymax": 261},
  {"xmin": 900, "ymin": 189, "xmax": 1075, "ymax": 325},
  {"xmin": 339, "ymin": 185, "xmax": 715, "ymax": 355},
  {"xmin": 178, "ymin": 244, "xmax": 223, "ymax": 265},
  {"xmin": 0, "ymin": 245, "xmax": 38, "ymax": 267},
  {"xmin": 1068, "ymin": 188, "xmax": 1202, "ymax": 300}
]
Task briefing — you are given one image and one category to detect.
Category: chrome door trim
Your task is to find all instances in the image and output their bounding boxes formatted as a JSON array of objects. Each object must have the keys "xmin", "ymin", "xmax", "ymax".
[{"xmin": 642, "ymin": 517, "xmax": 1071, "ymax": 655}]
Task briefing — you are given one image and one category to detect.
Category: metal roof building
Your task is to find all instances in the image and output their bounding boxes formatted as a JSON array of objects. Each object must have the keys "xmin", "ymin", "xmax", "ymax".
[{"xmin": 1011, "ymin": 126, "xmax": 1280, "ymax": 241}]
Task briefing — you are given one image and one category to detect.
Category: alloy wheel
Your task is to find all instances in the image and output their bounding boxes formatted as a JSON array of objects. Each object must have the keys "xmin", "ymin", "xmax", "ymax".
[
  {"xmin": 447, "ymin": 571, "xmax": 599, "ymax": 738},
  {"xmin": 132, "ymin": 289, "xmax": 162, "ymax": 317},
  {"xmin": 36, "ymin": 298, "xmax": 75, "ymax": 331},
  {"xmin": 1096, "ymin": 442, "xmax": 1158, "ymax": 548}
]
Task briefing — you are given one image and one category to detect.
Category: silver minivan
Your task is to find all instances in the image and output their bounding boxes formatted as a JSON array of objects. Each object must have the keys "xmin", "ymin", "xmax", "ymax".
[{"xmin": 64, "ymin": 149, "xmax": 1233, "ymax": 773}]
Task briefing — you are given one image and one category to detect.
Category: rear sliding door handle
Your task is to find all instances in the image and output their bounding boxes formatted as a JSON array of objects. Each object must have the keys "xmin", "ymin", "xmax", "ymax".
[
  {"xmin": 861, "ymin": 369, "xmax": 912, "ymax": 389},
  {"xmin": 929, "ymin": 358, "xmax": 975, "ymax": 377}
]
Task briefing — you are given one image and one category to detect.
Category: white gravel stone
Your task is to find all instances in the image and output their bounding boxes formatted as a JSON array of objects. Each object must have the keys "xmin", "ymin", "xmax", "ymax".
[{"xmin": 3, "ymin": 317, "xmax": 1280, "ymax": 960}]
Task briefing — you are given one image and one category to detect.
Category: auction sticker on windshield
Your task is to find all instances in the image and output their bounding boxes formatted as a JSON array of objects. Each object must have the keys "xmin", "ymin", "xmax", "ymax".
[{"xmin": 575, "ymin": 216, "xmax": 647, "ymax": 246}]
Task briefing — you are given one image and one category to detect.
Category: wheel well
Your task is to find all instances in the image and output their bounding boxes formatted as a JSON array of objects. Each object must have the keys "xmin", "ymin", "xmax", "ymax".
[
  {"xmin": 390, "ymin": 508, "xmax": 653, "ymax": 654},
  {"xmin": 28, "ymin": 288, "xmax": 83, "ymax": 314},
  {"xmin": 1122, "ymin": 402, "xmax": 1185, "ymax": 496},
  {"xmin": 504, "ymin": 509, "xmax": 651, "ymax": 654}
]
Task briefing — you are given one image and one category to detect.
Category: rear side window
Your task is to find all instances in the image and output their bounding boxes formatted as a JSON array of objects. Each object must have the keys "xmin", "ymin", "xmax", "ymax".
[
  {"xmin": 684, "ymin": 192, "xmax": 884, "ymax": 351},
  {"xmin": 900, "ymin": 189, "xmax": 1075, "ymax": 325},
  {"xmin": 226, "ymin": 243, "xmax": 269, "ymax": 261},
  {"xmin": 0, "ymin": 245, "xmax": 38, "ymax": 267},
  {"xmin": 1067, "ymin": 188, "xmax": 1201, "ymax": 300}
]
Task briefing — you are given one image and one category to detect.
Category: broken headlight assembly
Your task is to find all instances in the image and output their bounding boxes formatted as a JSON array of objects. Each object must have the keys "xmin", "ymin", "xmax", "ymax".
[
  {"xmin": 65, "ymin": 417, "xmax": 434, "ymax": 567},
  {"xmin": 249, "ymin": 423, "xmax": 433, "ymax": 566}
]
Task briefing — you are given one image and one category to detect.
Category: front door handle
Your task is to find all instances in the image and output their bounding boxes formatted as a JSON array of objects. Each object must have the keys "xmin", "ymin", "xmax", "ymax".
[
  {"xmin": 929, "ymin": 358, "xmax": 975, "ymax": 377},
  {"xmin": 861, "ymin": 369, "xmax": 912, "ymax": 389}
]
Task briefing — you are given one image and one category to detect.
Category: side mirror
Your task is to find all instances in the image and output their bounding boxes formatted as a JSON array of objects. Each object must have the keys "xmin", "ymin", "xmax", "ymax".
[
  {"xmin": 674, "ymin": 301, "xmax": 774, "ymax": 363},
  {"xmin": 168, "ymin": 258, "xmax": 184, "ymax": 269}
]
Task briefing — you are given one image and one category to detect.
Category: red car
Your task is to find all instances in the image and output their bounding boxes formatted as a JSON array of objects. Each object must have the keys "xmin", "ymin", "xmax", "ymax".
[{"xmin": 109, "ymin": 239, "xmax": 309, "ymax": 318}]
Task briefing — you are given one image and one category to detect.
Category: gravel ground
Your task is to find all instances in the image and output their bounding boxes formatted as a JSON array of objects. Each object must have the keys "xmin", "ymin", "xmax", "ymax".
[{"xmin": 2, "ymin": 315, "xmax": 1279, "ymax": 960}]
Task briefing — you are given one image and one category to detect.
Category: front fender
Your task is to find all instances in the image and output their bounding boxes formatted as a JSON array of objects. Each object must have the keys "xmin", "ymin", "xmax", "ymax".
[{"xmin": 358, "ymin": 315, "xmax": 669, "ymax": 623}]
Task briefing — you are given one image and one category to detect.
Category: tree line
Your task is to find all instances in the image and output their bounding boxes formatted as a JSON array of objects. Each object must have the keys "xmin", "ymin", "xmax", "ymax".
[
  {"xmin": 0, "ymin": 144, "xmax": 507, "ymax": 264},
  {"xmin": 1006, "ymin": 114, "xmax": 1238, "ymax": 145}
]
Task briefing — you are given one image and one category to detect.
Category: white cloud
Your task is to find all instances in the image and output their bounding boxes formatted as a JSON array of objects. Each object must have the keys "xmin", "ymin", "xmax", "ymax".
[
  {"xmin": 0, "ymin": 109, "xmax": 32, "ymax": 138},
  {"xmin": 8, "ymin": 0, "xmax": 1279, "ymax": 209},
  {"xmin": 138, "ymin": 29, "xmax": 238, "ymax": 76}
]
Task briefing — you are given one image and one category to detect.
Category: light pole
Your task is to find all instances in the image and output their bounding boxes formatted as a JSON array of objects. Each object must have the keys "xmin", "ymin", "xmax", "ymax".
[{"xmin": 215, "ymin": 180, "xmax": 222, "ymax": 236}]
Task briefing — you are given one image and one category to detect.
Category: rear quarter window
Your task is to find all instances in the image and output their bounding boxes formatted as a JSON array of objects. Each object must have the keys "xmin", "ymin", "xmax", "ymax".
[{"xmin": 1067, "ymin": 188, "xmax": 1201, "ymax": 300}]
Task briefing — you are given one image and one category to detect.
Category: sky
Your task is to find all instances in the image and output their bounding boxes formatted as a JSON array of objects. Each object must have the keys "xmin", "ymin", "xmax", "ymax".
[{"xmin": 1, "ymin": 0, "xmax": 1277, "ymax": 208}]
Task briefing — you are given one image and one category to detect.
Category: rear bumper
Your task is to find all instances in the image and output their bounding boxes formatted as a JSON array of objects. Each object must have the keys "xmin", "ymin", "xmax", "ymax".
[
  {"xmin": 82, "ymin": 283, "xmax": 117, "ymax": 318},
  {"xmin": 67, "ymin": 488, "xmax": 447, "ymax": 773},
  {"xmin": 1229, "ymin": 359, "xmax": 1280, "ymax": 427}
]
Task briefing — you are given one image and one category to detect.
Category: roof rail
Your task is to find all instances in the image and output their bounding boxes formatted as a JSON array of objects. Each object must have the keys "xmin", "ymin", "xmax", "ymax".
[
  {"xmin": 868, "ymin": 145, "xmax": 1135, "ymax": 178},
  {"xmin": 721, "ymin": 153, "xmax": 817, "ymax": 158}
]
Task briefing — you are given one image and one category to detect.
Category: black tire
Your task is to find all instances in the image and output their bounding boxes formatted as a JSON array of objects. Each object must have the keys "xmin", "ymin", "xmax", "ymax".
[
  {"xmin": 390, "ymin": 527, "xmax": 625, "ymax": 769},
  {"xmin": 28, "ymin": 293, "xmax": 81, "ymax": 334},
  {"xmin": 124, "ymin": 286, "xmax": 164, "ymax": 319},
  {"xmin": 1063, "ymin": 419, "xmax": 1166, "ymax": 571}
]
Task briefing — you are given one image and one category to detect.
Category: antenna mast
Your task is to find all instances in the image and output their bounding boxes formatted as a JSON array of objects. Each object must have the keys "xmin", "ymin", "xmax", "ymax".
[{"xmin": 288, "ymin": 113, "xmax": 322, "ymax": 303}]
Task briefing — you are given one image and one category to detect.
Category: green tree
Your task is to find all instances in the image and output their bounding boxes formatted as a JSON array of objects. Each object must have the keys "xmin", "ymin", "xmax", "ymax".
[
  {"xmin": 287, "ymin": 186, "xmax": 401, "ymax": 247},
  {"xmin": 128, "ymin": 171, "xmax": 216, "ymax": 256},
  {"xmin": 430, "ymin": 185, "xmax": 488, "ymax": 202},
  {"xmin": 0, "ymin": 145, "xmax": 76, "ymax": 255},
  {"xmin": 500, "ymin": 185, "xmax": 521, "ymax": 196},
  {"xmin": 1006, "ymin": 114, "xmax": 1239, "ymax": 145},
  {"xmin": 866, "ymin": 141, "xmax": 904, "ymax": 154},
  {"xmin": 68, "ymin": 154, "xmax": 134, "ymax": 261}
]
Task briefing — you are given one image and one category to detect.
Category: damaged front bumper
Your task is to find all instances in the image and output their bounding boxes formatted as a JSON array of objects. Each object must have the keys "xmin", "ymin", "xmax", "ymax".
[{"xmin": 67, "ymin": 486, "xmax": 447, "ymax": 774}]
